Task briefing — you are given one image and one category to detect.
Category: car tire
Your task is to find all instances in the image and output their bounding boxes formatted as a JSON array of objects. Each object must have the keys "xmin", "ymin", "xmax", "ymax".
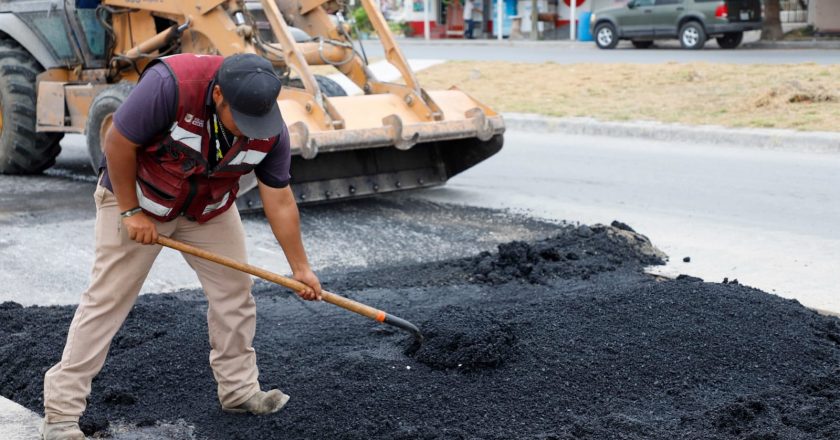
[
  {"xmin": 631, "ymin": 40, "xmax": 654, "ymax": 49},
  {"xmin": 679, "ymin": 21, "xmax": 706, "ymax": 50},
  {"xmin": 595, "ymin": 23, "xmax": 619, "ymax": 49},
  {"xmin": 716, "ymin": 32, "xmax": 743, "ymax": 49},
  {"xmin": 86, "ymin": 83, "xmax": 134, "ymax": 173}
]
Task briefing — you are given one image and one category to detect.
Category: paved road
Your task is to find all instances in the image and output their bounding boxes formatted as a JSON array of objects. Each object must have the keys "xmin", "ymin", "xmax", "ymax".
[
  {"xmin": 2, "ymin": 126, "xmax": 839, "ymax": 438},
  {"xmin": 2, "ymin": 130, "xmax": 838, "ymax": 313},
  {"xmin": 0, "ymin": 135, "xmax": 556, "ymax": 306},
  {"xmin": 361, "ymin": 36, "xmax": 840, "ymax": 64},
  {"xmin": 417, "ymin": 130, "xmax": 840, "ymax": 313}
]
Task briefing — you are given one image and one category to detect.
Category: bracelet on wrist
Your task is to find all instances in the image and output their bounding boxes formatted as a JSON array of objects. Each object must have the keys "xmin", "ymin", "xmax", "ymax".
[{"xmin": 120, "ymin": 207, "xmax": 143, "ymax": 218}]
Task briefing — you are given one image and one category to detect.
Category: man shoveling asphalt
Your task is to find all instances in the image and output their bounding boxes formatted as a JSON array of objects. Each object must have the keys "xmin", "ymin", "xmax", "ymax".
[{"xmin": 41, "ymin": 53, "xmax": 322, "ymax": 440}]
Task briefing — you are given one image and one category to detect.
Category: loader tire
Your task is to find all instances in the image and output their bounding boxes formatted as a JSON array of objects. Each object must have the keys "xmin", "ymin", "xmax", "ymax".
[
  {"xmin": 314, "ymin": 75, "xmax": 347, "ymax": 97},
  {"xmin": 85, "ymin": 83, "xmax": 134, "ymax": 173},
  {"xmin": 0, "ymin": 40, "xmax": 63, "ymax": 174},
  {"xmin": 287, "ymin": 75, "xmax": 347, "ymax": 97}
]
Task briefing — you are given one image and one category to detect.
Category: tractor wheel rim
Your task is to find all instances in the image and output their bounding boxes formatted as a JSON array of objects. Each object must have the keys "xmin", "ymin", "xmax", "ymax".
[
  {"xmin": 598, "ymin": 28, "xmax": 613, "ymax": 46},
  {"xmin": 683, "ymin": 28, "xmax": 699, "ymax": 46}
]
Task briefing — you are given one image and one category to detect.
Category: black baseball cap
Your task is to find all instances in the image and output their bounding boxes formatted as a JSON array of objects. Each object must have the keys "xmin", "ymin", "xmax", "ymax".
[{"xmin": 216, "ymin": 54, "xmax": 283, "ymax": 139}]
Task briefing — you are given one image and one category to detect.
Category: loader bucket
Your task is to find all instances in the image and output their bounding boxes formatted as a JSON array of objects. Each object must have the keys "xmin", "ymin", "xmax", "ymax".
[{"xmin": 235, "ymin": 88, "xmax": 505, "ymax": 210}]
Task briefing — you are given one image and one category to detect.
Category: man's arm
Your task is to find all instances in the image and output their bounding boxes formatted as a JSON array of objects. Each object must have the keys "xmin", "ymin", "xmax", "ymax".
[
  {"xmin": 104, "ymin": 126, "xmax": 159, "ymax": 244},
  {"xmin": 258, "ymin": 182, "xmax": 322, "ymax": 301},
  {"xmin": 104, "ymin": 63, "xmax": 175, "ymax": 245}
]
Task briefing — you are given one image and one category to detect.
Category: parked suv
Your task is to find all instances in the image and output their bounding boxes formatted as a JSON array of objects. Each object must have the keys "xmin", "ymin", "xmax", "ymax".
[{"xmin": 590, "ymin": 0, "xmax": 762, "ymax": 50}]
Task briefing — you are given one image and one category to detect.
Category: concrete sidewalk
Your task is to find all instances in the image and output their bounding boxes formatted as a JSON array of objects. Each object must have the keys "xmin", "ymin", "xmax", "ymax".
[
  {"xmin": 0, "ymin": 396, "xmax": 196, "ymax": 439},
  {"xmin": 0, "ymin": 397, "xmax": 41, "ymax": 440}
]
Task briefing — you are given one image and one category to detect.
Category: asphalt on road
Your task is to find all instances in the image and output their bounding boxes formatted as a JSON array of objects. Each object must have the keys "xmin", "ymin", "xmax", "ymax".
[
  {"xmin": 0, "ymin": 136, "xmax": 559, "ymax": 307},
  {"xmin": 2, "ymin": 129, "xmax": 838, "ymax": 315},
  {"xmin": 417, "ymin": 130, "xmax": 840, "ymax": 314},
  {"xmin": 2, "ymin": 125, "xmax": 839, "ymax": 438},
  {"xmin": 2, "ymin": 224, "xmax": 840, "ymax": 439}
]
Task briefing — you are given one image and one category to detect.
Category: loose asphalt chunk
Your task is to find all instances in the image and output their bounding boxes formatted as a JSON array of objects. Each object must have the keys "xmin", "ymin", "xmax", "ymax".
[{"xmin": 1, "ymin": 224, "xmax": 839, "ymax": 439}]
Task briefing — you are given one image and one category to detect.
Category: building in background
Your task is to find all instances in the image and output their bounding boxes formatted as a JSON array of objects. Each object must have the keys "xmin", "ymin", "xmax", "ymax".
[
  {"xmin": 395, "ymin": 0, "xmax": 839, "ymax": 38},
  {"xmin": 809, "ymin": 0, "xmax": 840, "ymax": 33},
  {"xmin": 401, "ymin": 0, "xmax": 596, "ymax": 38}
]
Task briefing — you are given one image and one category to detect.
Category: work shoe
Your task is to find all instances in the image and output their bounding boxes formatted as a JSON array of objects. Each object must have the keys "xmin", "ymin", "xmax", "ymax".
[
  {"xmin": 41, "ymin": 420, "xmax": 85, "ymax": 440},
  {"xmin": 222, "ymin": 389, "xmax": 290, "ymax": 415}
]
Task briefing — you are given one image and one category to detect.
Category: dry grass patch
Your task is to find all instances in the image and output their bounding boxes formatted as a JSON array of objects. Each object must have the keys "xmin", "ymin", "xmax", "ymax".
[{"xmin": 413, "ymin": 61, "xmax": 840, "ymax": 131}]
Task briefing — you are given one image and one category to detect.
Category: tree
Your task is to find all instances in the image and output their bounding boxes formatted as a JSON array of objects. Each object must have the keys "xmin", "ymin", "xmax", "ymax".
[{"xmin": 762, "ymin": 0, "xmax": 784, "ymax": 40}]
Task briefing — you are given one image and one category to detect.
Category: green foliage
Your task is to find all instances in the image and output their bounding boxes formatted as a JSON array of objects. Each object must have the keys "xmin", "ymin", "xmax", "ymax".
[
  {"xmin": 350, "ymin": 6, "xmax": 413, "ymax": 38},
  {"xmin": 388, "ymin": 20, "xmax": 414, "ymax": 37},
  {"xmin": 352, "ymin": 6, "xmax": 374, "ymax": 35}
]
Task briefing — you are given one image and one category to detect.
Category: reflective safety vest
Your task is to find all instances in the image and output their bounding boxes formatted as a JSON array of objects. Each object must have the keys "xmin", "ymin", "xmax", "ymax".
[{"xmin": 135, "ymin": 54, "xmax": 278, "ymax": 223}]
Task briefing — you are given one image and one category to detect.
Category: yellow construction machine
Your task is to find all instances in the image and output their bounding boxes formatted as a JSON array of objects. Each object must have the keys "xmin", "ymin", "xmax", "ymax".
[{"xmin": 0, "ymin": 0, "xmax": 504, "ymax": 208}]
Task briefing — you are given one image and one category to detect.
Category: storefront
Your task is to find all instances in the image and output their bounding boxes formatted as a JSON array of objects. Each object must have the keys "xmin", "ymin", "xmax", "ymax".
[{"xmin": 399, "ymin": 0, "xmax": 620, "ymax": 39}]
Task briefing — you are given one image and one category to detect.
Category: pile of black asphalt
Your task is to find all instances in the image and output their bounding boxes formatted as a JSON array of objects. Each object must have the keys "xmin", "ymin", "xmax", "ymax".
[{"xmin": 2, "ymin": 222, "xmax": 839, "ymax": 439}]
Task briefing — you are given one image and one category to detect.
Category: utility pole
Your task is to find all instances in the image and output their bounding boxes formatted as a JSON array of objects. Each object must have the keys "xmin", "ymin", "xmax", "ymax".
[
  {"xmin": 497, "ymin": 0, "xmax": 503, "ymax": 40},
  {"xmin": 570, "ymin": 0, "xmax": 576, "ymax": 41},
  {"xmin": 424, "ymin": 0, "xmax": 431, "ymax": 41},
  {"xmin": 530, "ymin": 0, "xmax": 538, "ymax": 40}
]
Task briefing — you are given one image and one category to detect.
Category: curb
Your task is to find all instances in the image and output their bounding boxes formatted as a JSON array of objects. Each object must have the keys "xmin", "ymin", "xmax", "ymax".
[
  {"xmin": 742, "ymin": 40, "xmax": 840, "ymax": 50},
  {"xmin": 502, "ymin": 113, "xmax": 840, "ymax": 153},
  {"xmin": 393, "ymin": 37, "xmax": 840, "ymax": 50}
]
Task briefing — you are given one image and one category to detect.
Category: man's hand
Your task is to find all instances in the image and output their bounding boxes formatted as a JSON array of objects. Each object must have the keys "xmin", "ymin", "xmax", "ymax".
[
  {"xmin": 260, "ymin": 182, "xmax": 321, "ymax": 301},
  {"xmin": 293, "ymin": 268, "xmax": 322, "ymax": 301},
  {"xmin": 123, "ymin": 212, "xmax": 159, "ymax": 245}
]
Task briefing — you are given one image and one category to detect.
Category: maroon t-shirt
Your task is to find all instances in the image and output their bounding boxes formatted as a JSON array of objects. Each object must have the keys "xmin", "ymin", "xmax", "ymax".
[{"xmin": 101, "ymin": 63, "xmax": 291, "ymax": 190}]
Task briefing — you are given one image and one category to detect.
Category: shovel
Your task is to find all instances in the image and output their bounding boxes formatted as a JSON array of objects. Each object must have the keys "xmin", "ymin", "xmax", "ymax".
[{"xmin": 156, "ymin": 235, "xmax": 423, "ymax": 342}]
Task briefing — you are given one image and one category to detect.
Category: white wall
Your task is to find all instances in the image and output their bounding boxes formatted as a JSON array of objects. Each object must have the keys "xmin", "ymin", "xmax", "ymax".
[
  {"xmin": 403, "ymin": 0, "xmax": 440, "ymax": 22},
  {"xmin": 813, "ymin": 0, "xmax": 840, "ymax": 32}
]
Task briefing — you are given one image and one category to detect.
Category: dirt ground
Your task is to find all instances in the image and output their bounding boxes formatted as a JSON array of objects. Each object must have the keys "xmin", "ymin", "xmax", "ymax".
[
  {"xmin": 2, "ymin": 222, "xmax": 839, "ymax": 439},
  {"xmin": 415, "ymin": 62, "xmax": 840, "ymax": 132}
]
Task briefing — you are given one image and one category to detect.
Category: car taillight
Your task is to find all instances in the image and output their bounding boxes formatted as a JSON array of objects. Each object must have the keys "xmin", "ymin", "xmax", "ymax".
[{"xmin": 715, "ymin": 3, "xmax": 728, "ymax": 18}]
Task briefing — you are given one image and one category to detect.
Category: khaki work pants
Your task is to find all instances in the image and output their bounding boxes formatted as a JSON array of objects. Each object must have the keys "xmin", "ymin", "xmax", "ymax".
[{"xmin": 43, "ymin": 185, "xmax": 260, "ymax": 422}]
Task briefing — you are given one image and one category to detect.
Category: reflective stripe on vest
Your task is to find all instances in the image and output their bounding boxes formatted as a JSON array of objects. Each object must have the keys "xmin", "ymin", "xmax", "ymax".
[
  {"xmin": 202, "ymin": 191, "xmax": 231, "ymax": 216},
  {"xmin": 136, "ymin": 182, "xmax": 173, "ymax": 217},
  {"xmin": 170, "ymin": 124, "xmax": 202, "ymax": 153},
  {"xmin": 228, "ymin": 150, "xmax": 268, "ymax": 166}
]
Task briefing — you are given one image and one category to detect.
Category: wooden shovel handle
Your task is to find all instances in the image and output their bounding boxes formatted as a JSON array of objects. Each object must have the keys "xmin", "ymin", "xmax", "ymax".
[{"xmin": 156, "ymin": 235, "xmax": 383, "ymax": 322}]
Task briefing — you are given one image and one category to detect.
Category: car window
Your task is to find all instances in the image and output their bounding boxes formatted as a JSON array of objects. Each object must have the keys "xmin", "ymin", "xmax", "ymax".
[
  {"xmin": 635, "ymin": 0, "xmax": 655, "ymax": 6},
  {"xmin": 655, "ymin": 0, "xmax": 681, "ymax": 5}
]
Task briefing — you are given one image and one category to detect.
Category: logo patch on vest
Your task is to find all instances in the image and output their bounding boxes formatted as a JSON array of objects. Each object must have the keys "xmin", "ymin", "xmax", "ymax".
[{"xmin": 184, "ymin": 113, "xmax": 205, "ymax": 128}]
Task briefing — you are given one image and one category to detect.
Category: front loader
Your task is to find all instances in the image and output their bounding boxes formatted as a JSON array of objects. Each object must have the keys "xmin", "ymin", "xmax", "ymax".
[{"xmin": 0, "ymin": 0, "xmax": 504, "ymax": 208}]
